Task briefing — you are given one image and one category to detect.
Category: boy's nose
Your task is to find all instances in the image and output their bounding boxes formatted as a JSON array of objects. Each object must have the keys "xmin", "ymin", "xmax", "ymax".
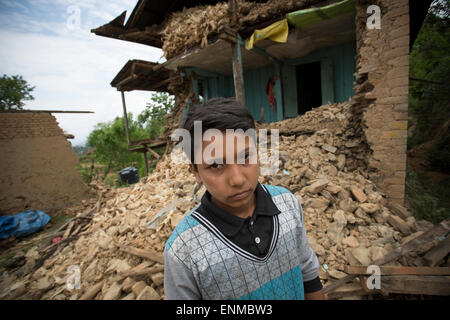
[{"xmin": 227, "ymin": 164, "xmax": 245, "ymax": 187}]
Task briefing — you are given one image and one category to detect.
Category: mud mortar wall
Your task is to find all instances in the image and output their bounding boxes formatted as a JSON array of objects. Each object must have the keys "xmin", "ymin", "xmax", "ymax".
[
  {"xmin": 0, "ymin": 112, "xmax": 89, "ymax": 215},
  {"xmin": 352, "ymin": 0, "xmax": 410, "ymax": 205}
]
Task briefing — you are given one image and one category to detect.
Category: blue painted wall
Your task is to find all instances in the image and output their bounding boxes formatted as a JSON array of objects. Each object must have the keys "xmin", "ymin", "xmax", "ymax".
[{"xmin": 194, "ymin": 41, "xmax": 356, "ymax": 123}]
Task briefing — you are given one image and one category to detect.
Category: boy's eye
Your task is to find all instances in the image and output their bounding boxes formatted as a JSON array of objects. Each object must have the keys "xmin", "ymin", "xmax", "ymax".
[{"xmin": 209, "ymin": 163, "xmax": 223, "ymax": 169}]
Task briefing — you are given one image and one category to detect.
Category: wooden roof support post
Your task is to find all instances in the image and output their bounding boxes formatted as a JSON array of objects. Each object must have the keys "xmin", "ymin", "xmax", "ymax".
[
  {"xmin": 229, "ymin": 0, "xmax": 245, "ymax": 107},
  {"xmin": 120, "ymin": 91, "xmax": 131, "ymax": 146},
  {"xmin": 274, "ymin": 62, "xmax": 283, "ymax": 121},
  {"xmin": 143, "ymin": 151, "xmax": 149, "ymax": 176},
  {"xmin": 232, "ymin": 35, "xmax": 246, "ymax": 107}
]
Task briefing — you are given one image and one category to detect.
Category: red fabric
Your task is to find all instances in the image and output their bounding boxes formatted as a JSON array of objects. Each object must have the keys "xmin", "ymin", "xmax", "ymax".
[{"xmin": 266, "ymin": 77, "xmax": 276, "ymax": 109}]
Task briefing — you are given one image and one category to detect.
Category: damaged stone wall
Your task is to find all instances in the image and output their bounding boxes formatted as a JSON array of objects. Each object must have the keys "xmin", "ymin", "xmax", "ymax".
[
  {"xmin": 351, "ymin": 0, "xmax": 410, "ymax": 205},
  {"xmin": 0, "ymin": 112, "xmax": 89, "ymax": 216}
]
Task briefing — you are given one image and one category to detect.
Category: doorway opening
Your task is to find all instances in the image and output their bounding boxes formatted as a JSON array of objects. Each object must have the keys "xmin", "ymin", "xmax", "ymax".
[{"xmin": 296, "ymin": 61, "xmax": 322, "ymax": 115}]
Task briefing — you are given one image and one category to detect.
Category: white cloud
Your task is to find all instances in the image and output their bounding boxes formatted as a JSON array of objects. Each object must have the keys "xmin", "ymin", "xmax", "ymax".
[{"xmin": 0, "ymin": 0, "xmax": 166, "ymax": 146}]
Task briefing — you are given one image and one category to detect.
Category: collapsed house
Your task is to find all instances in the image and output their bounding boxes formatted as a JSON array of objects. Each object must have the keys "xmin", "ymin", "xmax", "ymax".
[
  {"xmin": 2, "ymin": 103, "xmax": 449, "ymax": 300},
  {"xmin": 0, "ymin": 110, "xmax": 91, "ymax": 216},
  {"xmin": 92, "ymin": 0, "xmax": 432, "ymax": 206},
  {"xmin": 3, "ymin": 0, "xmax": 449, "ymax": 301}
]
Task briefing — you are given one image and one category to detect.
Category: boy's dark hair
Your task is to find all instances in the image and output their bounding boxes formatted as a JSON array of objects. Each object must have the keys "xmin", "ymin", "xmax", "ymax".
[{"xmin": 180, "ymin": 97, "xmax": 256, "ymax": 168}]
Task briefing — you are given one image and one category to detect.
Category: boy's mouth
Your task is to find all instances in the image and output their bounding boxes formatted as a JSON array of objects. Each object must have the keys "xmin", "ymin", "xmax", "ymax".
[{"xmin": 229, "ymin": 189, "xmax": 251, "ymax": 200}]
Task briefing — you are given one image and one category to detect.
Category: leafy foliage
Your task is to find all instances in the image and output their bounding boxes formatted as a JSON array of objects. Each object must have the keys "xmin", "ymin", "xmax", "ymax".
[
  {"xmin": 137, "ymin": 92, "xmax": 175, "ymax": 139},
  {"xmin": 406, "ymin": 1, "xmax": 450, "ymax": 223},
  {"xmin": 406, "ymin": 166, "xmax": 450, "ymax": 224},
  {"xmin": 0, "ymin": 74, "xmax": 35, "ymax": 110},
  {"xmin": 408, "ymin": 0, "xmax": 450, "ymax": 150},
  {"xmin": 80, "ymin": 93, "xmax": 174, "ymax": 186}
]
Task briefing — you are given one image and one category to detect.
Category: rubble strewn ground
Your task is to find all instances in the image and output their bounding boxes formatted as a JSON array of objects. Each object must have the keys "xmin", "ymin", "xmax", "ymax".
[{"xmin": 0, "ymin": 102, "xmax": 446, "ymax": 300}]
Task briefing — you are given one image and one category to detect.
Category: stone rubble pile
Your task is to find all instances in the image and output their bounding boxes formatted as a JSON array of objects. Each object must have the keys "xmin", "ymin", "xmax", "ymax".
[{"xmin": 0, "ymin": 102, "xmax": 441, "ymax": 300}]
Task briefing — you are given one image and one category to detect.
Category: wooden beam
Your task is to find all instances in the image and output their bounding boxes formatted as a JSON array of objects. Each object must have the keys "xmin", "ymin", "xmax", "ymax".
[
  {"xmin": 149, "ymin": 76, "xmax": 180, "ymax": 90},
  {"xmin": 119, "ymin": 264, "xmax": 164, "ymax": 279},
  {"xmin": 325, "ymin": 282, "xmax": 366, "ymax": 299},
  {"xmin": 381, "ymin": 275, "xmax": 450, "ymax": 296},
  {"xmin": 346, "ymin": 266, "xmax": 450, "ymax": 276},
  {"xmin": 219, "ymin": 32, "xmax": 237, "ymax": 44},
  {"xmin": 324, "ymin": 218, "xmax": 450, "ymax": 294},
  {"xmin": 125, "ymin": 0, "xmax": 148, "ymax": 29},
  {"xmin": 250, "ymin": 45, "xmax": 282, "ymax": 65},
  {"xmin": 185, "ymin": 67, "xmax": 221, "ymax": 79},
  {"xmin": 133, "ymin": 62, "xmax": 157, "ymax": 70},
  {"xmin": 143, "ymin": 152, "xmax": 149, "ymax": 176},
  {"xmin": 146, "ymin": 147, "xmax": 160, "ymax": 159},
  {"xmin": 119, "ymin": 245, "xmax": 164, "ymax": 264},
  {"xmin": 231, "ymin": 34, "xmax": 245, "ymax": 107},
  {"xmin": 424, "ymin": 235, "xmax": 450, "ymax": 266},
  {"xmin": 120, "ymin": 91, "xmax": 131, "ymax": 146},
  {"xmin": 0, "ymin": 110, "xmax": 94, "ymax": 113},
  {"xmin": 371, "ymin": 217, "xmax": 450, "ymax": 266},
  {"xmin": 116, "ymin": 73, "xmax": 139, "ymax": 90}
]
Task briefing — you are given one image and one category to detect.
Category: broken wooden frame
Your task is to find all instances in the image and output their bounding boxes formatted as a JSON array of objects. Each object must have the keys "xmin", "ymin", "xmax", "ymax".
[
  {"xmin": 110, "ymin": 60, "xmax": 172, "ymax": 176},
  {"xmin": 323, "ymin": 217, "xmax": 450, "ymax": 298}
]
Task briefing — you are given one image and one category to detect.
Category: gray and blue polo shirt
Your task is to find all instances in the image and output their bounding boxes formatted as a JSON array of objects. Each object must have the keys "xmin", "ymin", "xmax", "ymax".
[{"xmin": 164, "ymin": 183, "xmax": 321, "ymax": 300}]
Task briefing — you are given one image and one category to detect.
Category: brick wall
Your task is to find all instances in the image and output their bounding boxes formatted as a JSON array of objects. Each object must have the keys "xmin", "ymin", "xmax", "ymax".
[
  {"xmin": 0, "ymin": 112, "xmax": 89, "ymax": 215},
  {"xmin": 0, "ymin": 112, "xmax": 65, "ymax": 139},
  {"xmin": 353, "ymin": 0, "xmax": 410, "ymax": 205}
]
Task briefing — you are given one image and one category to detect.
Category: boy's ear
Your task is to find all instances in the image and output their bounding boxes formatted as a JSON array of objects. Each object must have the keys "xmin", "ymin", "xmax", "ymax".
[{"xmin": 190, "ymin": 164, "xmax": 203, "ymax": 185}]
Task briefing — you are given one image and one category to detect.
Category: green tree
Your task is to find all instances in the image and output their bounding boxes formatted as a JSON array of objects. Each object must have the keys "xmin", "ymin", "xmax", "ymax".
[
  {"xmin": 138, "ymin": 92, "xmax": 174, "ymax": 139},
  {"xmin": 0, "ymin": 74, "xmax": 35, "ymax": 110},
  {"xmin": 409, "ymin": 0, "xmax": 450, "ymax": 151},
  {"xmin": 87, "ymin": 113, "xmax": 148, "ymax": 182},
  {"xmin": 406, "ymin": 1, "xmax": 450, "ymax": 224},
  {"xmin": 84, "ymin": 92, "xmax": 175, "ymax": 185}
]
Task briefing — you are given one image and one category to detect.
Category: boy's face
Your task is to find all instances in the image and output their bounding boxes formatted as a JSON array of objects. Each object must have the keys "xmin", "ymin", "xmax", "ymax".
[{"xmin": 191, "ymin": 131, "xmax": 259, "ymax": 216}]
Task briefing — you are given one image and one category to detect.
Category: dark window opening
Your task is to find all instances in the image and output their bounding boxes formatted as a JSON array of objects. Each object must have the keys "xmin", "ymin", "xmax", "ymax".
[{"xmin": 296, "ymin": 62, "xmax": 322, "ymax": 115}]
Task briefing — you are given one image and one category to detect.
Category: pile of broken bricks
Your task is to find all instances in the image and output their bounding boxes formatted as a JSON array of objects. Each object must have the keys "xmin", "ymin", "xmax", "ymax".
[{"xmin": 0, "ymin": 101, "xmax": 449, "ymax": 300}]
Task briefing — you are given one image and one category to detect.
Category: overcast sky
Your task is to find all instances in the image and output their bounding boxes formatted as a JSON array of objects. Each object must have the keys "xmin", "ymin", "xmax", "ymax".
[{"xmin": 0, "ymin": 0, "xmax": 164, "ymax": 146}]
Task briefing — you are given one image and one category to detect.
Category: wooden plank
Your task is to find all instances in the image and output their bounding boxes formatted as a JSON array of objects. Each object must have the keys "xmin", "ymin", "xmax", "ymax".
[
  {"xmin": 79, "ymin": 281, "xmax": 104, "ymax": 300},
  {"xmin": 115, "ymin": 261, "xmax": 153, "ymax": 280},
  {"xmin": 125, "ymin": 0, "xmax": 148, "ymax": 29},
  {"xmin": 324, "ymin": 218, "xmax": 450, "ymax": 294},
  {"xmin": 346, "ymin": 266, "xmax": 450, "ymax": 276},
  {"xmin": 387, "ymin": 201, "xmax": 412, "ymax": 220},
  {"xmin": 146, "ymin": 147, "xmax": 160, "ymax": 159},
  {"xmin": 424, "ymin": 235, "xmax": 450, "ymax": 266},
  {"xmin": 149, "ymin": 76, "xmax": 180, "ymax": 90},
  {"xmin": 0, "ymin": 110, "xmax": 94, "ymax": 113},
  {"xmin": 62, "ymin": 221, "xmax": 75, "ymax": 240},
  {"xmin": 326, "ymin": 282, "xmax": 366, "ymax": 299},
  {"xmin": 371, "ymin": 218, "xmax": 450, "ymax": 266},
  {"xmin": 381, "ymin": 275, "xmax": 450, "ymax": 296},
  {"xmin": 119, "ymin": 245, "xmax": 164, "ymax": 264},
  {"xmin": 116, "ymin": 74, "xmax": 139, "ymax": 89},
  {"xmin": 120, "ymin": 265, "xmax": 164, "ymax": 279},
  {"xmin": 219, "ymin": 32, "xmax": 236, "ymax": 44},
  {"xmin": 143, "ymin": 152, "xmax": 149, "ymax": 176}
]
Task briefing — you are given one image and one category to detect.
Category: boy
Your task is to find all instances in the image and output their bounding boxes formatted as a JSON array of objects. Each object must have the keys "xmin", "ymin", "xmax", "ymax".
[{"xmin": 164, "ymin": 98, "xmax": 325, "ymax": 300}]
